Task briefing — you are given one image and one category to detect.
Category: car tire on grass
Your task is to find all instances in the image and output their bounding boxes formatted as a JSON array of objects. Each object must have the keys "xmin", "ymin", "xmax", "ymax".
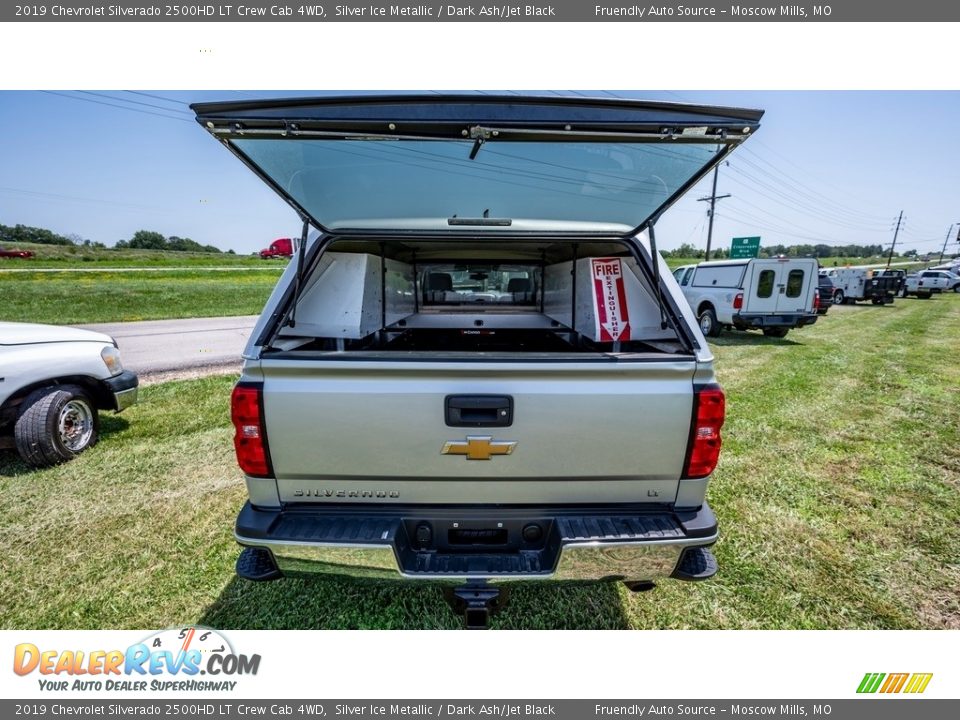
[
  {"xmin": 762, "ymin": 327, "xmax": 790, "ymax": 338},
  {"xmin": 833, "ymin": 290, "xmax": 845, "ymax": 305},
  {"xmin": 14, "ymin": 385, "xmax": 99, "ymax": 467}
]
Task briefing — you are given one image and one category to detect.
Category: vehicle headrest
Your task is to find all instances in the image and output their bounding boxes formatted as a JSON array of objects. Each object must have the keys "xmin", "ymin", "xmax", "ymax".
[
  {"xmin": 425, "ymin": 273, "xmax": 453, "ymax": 291},
  {"xmin": 507, "ymin": 278, "xmax": 532, "ymax": 293}
]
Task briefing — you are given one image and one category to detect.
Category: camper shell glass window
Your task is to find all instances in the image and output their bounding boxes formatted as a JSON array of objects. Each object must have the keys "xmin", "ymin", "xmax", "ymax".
[
  {"xmin": 757, "ymin": 269, "xmax": 775, "ymax": 298},
  {"xmin": 230, "ymin": 138, "xmax": 722, "ymax": 230},
  {"xmin": 691, "ymin": 263, "xmax": 747, "ymax": 289},
  {"xmin": 786, "ymin": 269, "xmax": 804, "ymax": 298},
  {"xmin": 421, "ymin": 264, "xmax": 539, "ymax": 306}
]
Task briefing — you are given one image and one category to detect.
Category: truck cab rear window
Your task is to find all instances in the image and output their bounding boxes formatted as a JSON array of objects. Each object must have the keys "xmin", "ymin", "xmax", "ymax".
[{"xmin": 421, "ymin": 264, "xmax": 538, "ymax": 307}]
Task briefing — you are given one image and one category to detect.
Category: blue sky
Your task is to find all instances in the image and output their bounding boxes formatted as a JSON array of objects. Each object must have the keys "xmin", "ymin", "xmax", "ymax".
[{"xmin": 1, "ymin": 90, "xmax": 958, "ymax": 256}]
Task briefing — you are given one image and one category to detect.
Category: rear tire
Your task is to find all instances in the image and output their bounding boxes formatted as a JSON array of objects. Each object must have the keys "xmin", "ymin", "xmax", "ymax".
[
  {"xmin": 833, "ymin": 290, "xmax": 845, "ymax": 305},
  {"xmin": 698, "ymin": 307, "xmax": 721, "ymax": 338},
  {"xmin": 14, "ymin": 386, "xmax": 99, "ymax": 467},
  {"xmin": 762, "ymin": 327, "xmax": 790, "ymax": 338}
]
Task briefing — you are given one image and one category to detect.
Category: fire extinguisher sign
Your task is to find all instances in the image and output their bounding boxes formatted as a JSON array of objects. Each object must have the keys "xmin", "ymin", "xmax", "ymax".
[{"xmin": 591, "ymin": 257, "xmax": 631, "ymax": 342}]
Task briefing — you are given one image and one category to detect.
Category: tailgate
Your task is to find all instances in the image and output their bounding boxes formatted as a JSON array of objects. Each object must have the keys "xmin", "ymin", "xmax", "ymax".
[{"xmin": 261, "ymin": 358, "xmax": 696, "ymax": 505}]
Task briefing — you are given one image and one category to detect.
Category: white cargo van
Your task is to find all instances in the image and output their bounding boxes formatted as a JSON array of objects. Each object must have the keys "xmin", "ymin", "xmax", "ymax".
[{"xmin": 673, "ymin": 258, "xmax": 819, "ymax": 338}]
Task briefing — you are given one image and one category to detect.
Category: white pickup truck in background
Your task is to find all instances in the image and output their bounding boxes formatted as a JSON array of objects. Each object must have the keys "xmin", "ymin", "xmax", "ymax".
[
  {"xmin": 673, "ymin": 258, "xmax": 819, "ymax": 338},
  {"xmin": 0, "ymin": 323, "xmax": 138, "ymax": 466}
]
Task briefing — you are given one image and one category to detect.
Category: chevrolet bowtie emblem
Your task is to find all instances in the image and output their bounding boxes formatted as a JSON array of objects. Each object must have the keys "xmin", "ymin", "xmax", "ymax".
[{"xmin": 441, "ymin": 436, "xmax": 517, "ymax": 461}]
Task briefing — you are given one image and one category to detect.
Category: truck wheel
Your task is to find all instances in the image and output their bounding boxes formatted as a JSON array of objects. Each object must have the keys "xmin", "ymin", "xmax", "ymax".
[
  {"xmin": 919, "ymin": 292, "xmax": 932, "ymax": 300},
  {"xmin": 698, "ymin": 307, "xmax": 721, "ymax": 338},
  {"xmin": 14, "ymin": 386, "xmax": 99, "ymax": 467},
  {"xmin": 833, "ymin": 290, "xmax": 845, "ymax": 305},
  {"xmin": 762, "ymin": 328, "xmax": 789, "ymax": 338}
]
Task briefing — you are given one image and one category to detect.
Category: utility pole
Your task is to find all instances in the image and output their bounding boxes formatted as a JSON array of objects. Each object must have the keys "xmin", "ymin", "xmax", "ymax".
[
  {"xmin": 885, "ymin": 210, "xmax": 903, "ymax": 269},
  {"xmin": 698, "ymin": 164, "xmax": 731, "ymax": 261},
  {"xmin": 939, "ymin": 223, "xmax": 958, "ymax": 265}
]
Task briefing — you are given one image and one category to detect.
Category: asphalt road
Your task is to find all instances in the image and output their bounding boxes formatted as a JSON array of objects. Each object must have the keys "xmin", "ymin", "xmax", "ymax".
[{"xmin": 79, "ymin": 316, "xmax": 258, "ymax": 375}]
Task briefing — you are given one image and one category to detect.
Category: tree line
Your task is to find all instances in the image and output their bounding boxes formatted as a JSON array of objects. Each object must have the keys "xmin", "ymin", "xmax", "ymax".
[
  {"xmin": 1, "ymin": 224, "xmax": 230, "ymax": 254},
  {"xmin": 664, "ymin": 242, "xmax": 895, "ymax": 259},
  {"xmin": 1, "ymin": 223, "xmax": 78, "ymax": 247},
  {"xmin": 114, "ymin": 230, "xmax": 229, "ymax": 254}
]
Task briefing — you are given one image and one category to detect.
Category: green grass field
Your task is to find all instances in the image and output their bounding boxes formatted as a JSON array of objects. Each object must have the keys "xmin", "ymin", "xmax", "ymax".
[
  {"xmin": 1, "ymin": 296, "xmax": 958, "ymax": 630},
  {"xmin": 0, "ymin": 269, "xmax": 282, "ymax": 324}
]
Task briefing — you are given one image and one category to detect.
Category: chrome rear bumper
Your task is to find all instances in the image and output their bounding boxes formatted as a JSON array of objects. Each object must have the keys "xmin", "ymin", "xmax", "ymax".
[{"xmin": 235, "ymin": 502, "xmax": 717, "ymax": 583}]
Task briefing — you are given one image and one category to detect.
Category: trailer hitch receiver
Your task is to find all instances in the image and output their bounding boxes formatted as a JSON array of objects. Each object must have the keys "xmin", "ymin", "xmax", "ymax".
[{"xmin": 443, "ymin": 582, "xmax": 508, "ymax": 630}]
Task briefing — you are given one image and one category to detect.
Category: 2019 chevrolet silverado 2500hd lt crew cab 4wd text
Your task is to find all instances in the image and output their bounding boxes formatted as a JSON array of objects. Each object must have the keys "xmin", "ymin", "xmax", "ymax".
[{"xmin": 193, "ymin": 95, "xmax": 762, "ymax": 626}]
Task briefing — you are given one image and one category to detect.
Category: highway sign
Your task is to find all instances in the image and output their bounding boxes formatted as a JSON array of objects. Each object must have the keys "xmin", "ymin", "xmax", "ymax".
[{"xmin": 731, "ymin": 236, "xmax": 761, "ymax": 259}]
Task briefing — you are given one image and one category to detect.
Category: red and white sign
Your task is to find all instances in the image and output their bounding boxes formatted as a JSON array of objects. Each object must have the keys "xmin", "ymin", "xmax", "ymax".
[{"xmin": 591, "ymin": 257, "xmax": 631, "ymax": 342}]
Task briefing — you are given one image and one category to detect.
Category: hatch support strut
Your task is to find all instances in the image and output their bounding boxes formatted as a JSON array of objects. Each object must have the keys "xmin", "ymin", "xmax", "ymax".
[
  {"xmin": 647, "ymin": 222, "xmax": 668, "ymax": 330},
  {"xmin": 287, "ymin": 217, "xmax": 310, "ymax": 328}
]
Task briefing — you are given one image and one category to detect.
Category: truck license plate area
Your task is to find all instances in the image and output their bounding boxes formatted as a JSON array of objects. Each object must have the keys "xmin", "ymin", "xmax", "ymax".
[
  {"xmin": 448, "ymin": 528, "xmax": 509, "ymax": 546},
  {"xmin": 404, "ymin": 517, "xmax": 550, "ymax": 555}
]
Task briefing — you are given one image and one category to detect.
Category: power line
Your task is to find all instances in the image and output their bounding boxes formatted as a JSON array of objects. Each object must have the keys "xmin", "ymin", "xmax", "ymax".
[
  {"xmin": 79, "ymin": 91, "xmax": 193, "ymax": 115},
  {"xmin": 41, "ymin": 91, "xmax": 193, "ymax": 123},
  {"xmin": 885, "ymin": 210, "xmax": 903, "ymax": 268},
  {"xmin": 124, "ymin": 90, "xmax": 191, "ymax": 107},
  {"xmin": 0, "ymin": 185, "xmax": 168, "ymax": 212},
  {"xmin": 724, "ymin": 165, "xmax": 894, "ymax": 233},
  {"xmin": 748, "ymin": 137, "xmax": 891, "ymax": 215},
  {"xmin": 697, "ymin": 164, "xmax": 731, "ymax": 260},
  {"xmin": 736, "ymin": 150, "xmax": 890, "ymax": 225}
]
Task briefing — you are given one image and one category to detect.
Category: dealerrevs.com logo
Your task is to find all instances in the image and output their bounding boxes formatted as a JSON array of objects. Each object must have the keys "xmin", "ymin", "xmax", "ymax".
[{"xmin": 13, "ymin": 627, "xmax": 260, "ymax": 692}]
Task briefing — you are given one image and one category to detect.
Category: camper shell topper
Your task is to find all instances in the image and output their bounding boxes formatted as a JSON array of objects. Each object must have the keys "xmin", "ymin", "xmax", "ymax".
[{"xmin": 193, "ymin": 95, "xmax": 763, "ymax": 627}]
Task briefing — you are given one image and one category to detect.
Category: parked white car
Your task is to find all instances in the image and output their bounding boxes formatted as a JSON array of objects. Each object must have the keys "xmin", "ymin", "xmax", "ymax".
[
  {"xmin": 672, "ymin": 257, "xmax": 819, "ymax": 338},
  {"xmin": 0, "ymin": 323, "xmax": 138, "ymax": 467}
]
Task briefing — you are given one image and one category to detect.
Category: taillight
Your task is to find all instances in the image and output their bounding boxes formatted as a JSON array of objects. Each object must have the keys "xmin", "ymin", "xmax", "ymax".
[
  {"xmin": 813, "ymin": 292, "xmax": 820, "ymax": 311},
  {"xmin": 733, "ymin": 292, "xmax": 744, "ymax": 310},
  {"xmin": 683, "ymin": 384, "xmax": 725, "ymax": 479},
  {"xmin": 231, "ymin": 383, "xmax": 272, "ymax": 477}
]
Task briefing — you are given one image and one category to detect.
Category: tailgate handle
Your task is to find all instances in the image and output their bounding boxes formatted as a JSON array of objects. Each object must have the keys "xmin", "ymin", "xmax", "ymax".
[{"xmin": 445, "ymin": 395, "xmax": 513, "ymax": 427}]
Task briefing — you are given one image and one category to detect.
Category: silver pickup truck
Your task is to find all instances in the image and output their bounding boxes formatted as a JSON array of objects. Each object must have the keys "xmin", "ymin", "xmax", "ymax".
[{"xmin": 193, "ymin": 95, "xmax": 761, "ymax": 626}]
